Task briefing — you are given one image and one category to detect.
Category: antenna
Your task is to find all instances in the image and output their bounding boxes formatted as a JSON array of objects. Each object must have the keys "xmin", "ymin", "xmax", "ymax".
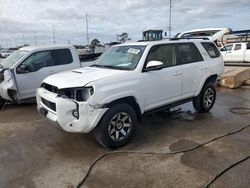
[{"xmin": 86, "ymin": 12, "xmax": 90, "ymax": 46}]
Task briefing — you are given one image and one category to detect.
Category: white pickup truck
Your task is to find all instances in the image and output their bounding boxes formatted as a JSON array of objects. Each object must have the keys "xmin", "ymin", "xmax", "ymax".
[
  {"xmin": 37, "ymin": 39, "xmax": 224, "ymax": 148},
  {"xmin": 0, "ymin": 45, "xmax": 94, "ymax": 106},
  {"xmin": 220, "ymin": 42, "xmax": 250, "ymax": 63}
]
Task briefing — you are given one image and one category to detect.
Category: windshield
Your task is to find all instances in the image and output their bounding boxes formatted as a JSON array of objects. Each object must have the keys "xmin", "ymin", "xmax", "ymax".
[
  {"xmin": 93, "ymin": 45, "xmax": 146, "ymax": 70},
  {"xmin": 0, "ymin": 50, "xmax": 29, "ymax": 69}
]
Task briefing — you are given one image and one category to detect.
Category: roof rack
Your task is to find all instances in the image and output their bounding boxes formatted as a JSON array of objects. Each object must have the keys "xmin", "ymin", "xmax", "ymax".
[
  {"xmin": 137, "ymin": 37, "xmax": 210, "ymax": 42},
  {"xmin": 168, "ymin": 37, "xmax": 210, "ymax": 41}
]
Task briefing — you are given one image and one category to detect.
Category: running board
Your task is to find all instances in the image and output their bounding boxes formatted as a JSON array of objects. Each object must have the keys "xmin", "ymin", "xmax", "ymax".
[{"xmin": 143, "ymin": 98, "xmax": 193, "ymax": 115}]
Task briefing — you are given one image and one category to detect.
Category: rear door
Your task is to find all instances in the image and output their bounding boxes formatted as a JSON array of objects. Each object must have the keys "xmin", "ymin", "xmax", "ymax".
[
  {"xmin": 14, "ymin": 49, "xmax": 74, "ymax": 100},
  {"xmin": 175, "ymin": 42, "xmax": 205, "ymax": 99}
]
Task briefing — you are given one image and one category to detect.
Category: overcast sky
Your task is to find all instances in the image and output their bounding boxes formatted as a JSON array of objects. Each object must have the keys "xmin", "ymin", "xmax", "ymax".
[{"xmin": 0, "ymin": 0, "xmax": 250, "ymax": 47}]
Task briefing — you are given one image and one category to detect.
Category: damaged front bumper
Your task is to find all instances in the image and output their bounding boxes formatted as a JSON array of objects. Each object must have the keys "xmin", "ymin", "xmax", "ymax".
[
  {"xmin": 36, "ymin": 88, "xmax": 108, "ymax": 133},
  {"xmin": 0, "ymin": 69, "xmax": 16, "ymax": 101}
]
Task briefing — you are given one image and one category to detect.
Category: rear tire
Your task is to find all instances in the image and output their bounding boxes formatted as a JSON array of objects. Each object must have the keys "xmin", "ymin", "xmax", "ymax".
[
  {"xmin": 94, "ymin": 103, "xmax": 137, "ymax": 149},
  {"xmin": 193, "ymin": 82, "xmax": 216, "ymax": 113}
]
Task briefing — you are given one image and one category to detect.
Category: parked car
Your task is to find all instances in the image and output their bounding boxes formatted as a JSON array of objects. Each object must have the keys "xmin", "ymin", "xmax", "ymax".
[
  {"xmin": 220, "ymin": 42, "xmax": 250, "ymax": 63},
  {"xmin": 0, "ymin": 45, "xmax": 94, "ymax": 106},
  {"xmin": 0, "ymin": 49, "xmax": 11, "ymax": 58},
  {"xmin": 36, "ymin": 39, "xmax": 224, "ymax": 148}
]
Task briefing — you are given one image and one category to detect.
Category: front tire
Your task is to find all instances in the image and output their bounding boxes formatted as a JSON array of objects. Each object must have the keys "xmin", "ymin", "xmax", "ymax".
[
  {"xmin": 94, "ymin": 103, "xmax": 137, "ymax": 149},
  {"xmin": 193, "ymin": 82, "xmax": 216, "ymax": 113},
  {"xmin": 0, "ymin": 97, "xmax": 5, "ymax": 108}
]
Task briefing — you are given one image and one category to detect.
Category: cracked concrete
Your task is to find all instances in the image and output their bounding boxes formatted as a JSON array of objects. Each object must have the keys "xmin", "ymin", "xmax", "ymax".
[{"xmin": 0, "ymin": 87, "xmax": 249, "ymax": 188}]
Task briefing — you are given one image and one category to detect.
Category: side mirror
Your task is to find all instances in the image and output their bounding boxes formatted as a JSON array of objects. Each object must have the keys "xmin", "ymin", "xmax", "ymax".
[
  {"xmin": 17, "ymin": 64, "xmax": 29, "ymax": 74},
  {"xmin": 144, "ymin": 61, "xmax": 164, "ymax": 72}
]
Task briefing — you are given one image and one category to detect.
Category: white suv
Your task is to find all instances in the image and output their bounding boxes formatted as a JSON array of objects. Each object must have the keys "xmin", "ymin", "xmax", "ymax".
[{"xmin": 36, "ymin": 39, "xmax": 224, "ymax": 148}]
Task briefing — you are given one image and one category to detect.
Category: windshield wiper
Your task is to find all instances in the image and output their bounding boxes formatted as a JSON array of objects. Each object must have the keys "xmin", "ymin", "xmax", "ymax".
[
  {"xmin": 91, "ymin": 64, "xmax": 128, "ymax": 70},
  {"xmin": 91, "ymin": 64, "xmax": 104, "ymax": 68}
]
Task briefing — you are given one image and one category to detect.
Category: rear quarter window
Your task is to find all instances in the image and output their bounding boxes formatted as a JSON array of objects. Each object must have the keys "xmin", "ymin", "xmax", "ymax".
[
  {"xmin": 175, "ymin": 43, "xmax": 203, "ymax": 64},
  {"xmin": 51, "ymin": 49, "xmax": 73, "ymax": 65},
  {"xmin": 201, "ymin": 42, "xmax": 220, "ymax": 58},
  {"xmin": 247, "ymin": 43, "xmax": 250, "ymax": 50}
]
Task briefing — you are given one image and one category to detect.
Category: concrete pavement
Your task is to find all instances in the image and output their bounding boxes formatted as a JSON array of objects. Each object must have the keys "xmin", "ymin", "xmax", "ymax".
[{"xmin": 0, "ymin": 87, "xmax": 249, "ymax": 188}]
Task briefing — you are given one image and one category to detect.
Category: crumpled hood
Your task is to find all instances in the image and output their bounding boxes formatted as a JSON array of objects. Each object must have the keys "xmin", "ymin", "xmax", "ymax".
[{"xmin": 43, "ymin": 67, "xmax": 128, "ymax": 89}]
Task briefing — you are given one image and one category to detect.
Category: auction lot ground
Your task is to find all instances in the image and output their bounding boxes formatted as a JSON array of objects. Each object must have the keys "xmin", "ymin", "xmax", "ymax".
[{"xmin": 0, "ymin": 87, "xmax": 250, "ymax": 188}]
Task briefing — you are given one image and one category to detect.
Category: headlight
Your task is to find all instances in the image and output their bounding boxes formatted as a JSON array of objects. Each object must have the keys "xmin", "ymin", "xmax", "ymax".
[
  {"xmin": 0, "ymin": 72, "xmax": 4, "ymax": 81},
  {"xmin": 58, "ymin": 87, "xmax": 94, "ymax": 102},
  {"xmin": 0, "ymin": 71, "xmax": 4, "ymax": 81}
]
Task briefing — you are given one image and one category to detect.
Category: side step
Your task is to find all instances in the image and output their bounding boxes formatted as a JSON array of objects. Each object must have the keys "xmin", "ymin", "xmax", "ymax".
[{"xmin": 143, "ymin": 98, "xmax": 193, "ymax": 115}]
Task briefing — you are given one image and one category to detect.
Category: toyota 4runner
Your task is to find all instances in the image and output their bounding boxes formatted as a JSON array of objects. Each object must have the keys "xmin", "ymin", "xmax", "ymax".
[{"xmin": 36, "ymin": 39, "xmax": 224, "ymax": 148}]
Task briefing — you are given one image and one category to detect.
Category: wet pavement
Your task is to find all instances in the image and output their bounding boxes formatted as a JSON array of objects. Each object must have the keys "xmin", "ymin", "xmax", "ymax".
[{"xmin": 0, "ymin": 87, "xmax": 249, "ymax": 188}]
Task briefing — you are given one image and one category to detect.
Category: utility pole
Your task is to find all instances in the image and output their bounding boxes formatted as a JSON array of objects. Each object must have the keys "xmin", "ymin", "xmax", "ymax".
[
  {"xmin": 168, "ymin": 0, "xmax": 173, "ymax": 38},
  {"xmin": 22, "ymin": 35, "xmax": 25, "ymax": 46},
  {"xmin": 9, "ymin": 39, "xmax": 11, "ymax": 48},
  {"xmin": 86, "ymin": 12, "xmax": 90, "ymax": 46},
  {"xmin": 34, "ymin": 32, "xmax": 37, "ymax": 45},
  {"xmin": 52, "ymin": 25, "xmax": 56, "ymax": 44}
]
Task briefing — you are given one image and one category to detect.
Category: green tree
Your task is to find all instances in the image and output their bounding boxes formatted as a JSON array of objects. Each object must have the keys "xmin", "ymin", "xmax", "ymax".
[
  {"xmin": 118, "ymin": 33, "xmax": 131, "ymax": 43},
  {"xmin": 91, "ymin": 39, "xmax": 100, "ymax": 47}
]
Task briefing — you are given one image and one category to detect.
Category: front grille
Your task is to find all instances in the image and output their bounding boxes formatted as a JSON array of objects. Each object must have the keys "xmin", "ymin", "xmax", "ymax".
[
  {"xmin": 41, "ymin": 98, "xmax": 56, "ymax": 112},
  {"xmin": 41, "ymin": 83, "xmax": 59, "ymax": 94}
]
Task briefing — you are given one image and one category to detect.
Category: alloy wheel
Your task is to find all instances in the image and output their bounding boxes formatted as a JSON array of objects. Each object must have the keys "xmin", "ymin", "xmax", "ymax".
[
  {"xmin": 108, "ymin": 112, "xmax": 132, "ymax": 141},
  {"xmin": 203, "ymin": 88, "xmax": 214, "ymax": 108}
]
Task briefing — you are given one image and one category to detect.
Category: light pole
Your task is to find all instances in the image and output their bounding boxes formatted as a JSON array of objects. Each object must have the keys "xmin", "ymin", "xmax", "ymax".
[
  {"xmin": 34, "ymin": 32, "xmax": 37, "ymax": 45},
  {"xmin": 86, "ymin": 12, "xmax": 90, "ymax": 46},
  {"xmin": 168, "ymin": 0, "xmax": 173, "ymax": 38},
  {"xmin": 52, "ymin": 25, "xmax": 56, "ymax": 44}
]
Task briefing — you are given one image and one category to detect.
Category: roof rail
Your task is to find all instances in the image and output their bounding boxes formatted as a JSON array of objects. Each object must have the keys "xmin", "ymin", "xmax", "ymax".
[{"xmin": 168, "ymin": 37, "xmax": 210, "ymax": 41}]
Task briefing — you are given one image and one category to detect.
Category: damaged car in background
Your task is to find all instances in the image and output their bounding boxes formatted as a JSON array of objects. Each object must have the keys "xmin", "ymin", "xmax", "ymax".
[{"xmin": 0, "ymin": 45, "xmax": 91, "ymax": 107}]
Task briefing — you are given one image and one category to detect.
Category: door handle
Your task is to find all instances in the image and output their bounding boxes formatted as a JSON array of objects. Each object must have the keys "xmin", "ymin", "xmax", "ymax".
[
  {"xmin": 173, "ymin": 72, "xmax": 182, "ymax": 76},
  {"xmin": 199, "ymin": 67, "xmax": 207, "ymax": 70}
]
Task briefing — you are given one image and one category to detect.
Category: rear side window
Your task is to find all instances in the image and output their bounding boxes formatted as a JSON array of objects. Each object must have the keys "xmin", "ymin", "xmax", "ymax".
[
  {"xmin": 234, "ymin": 44, "xmax": 241, "ymax": 51},
  {"xmin": 247, "ymin": 43, "xmax": 250, "ymax": 50},
  {"xmin": 175, "ymin": 43, "xmax": 203, "ymax": 64},
  {"xmin": 201, "ymin": 42, "xmax": 220, "ymax": 58},
  {"xmin": 51, "ymin": 49, "xmax": 73, "ymax": 65}
]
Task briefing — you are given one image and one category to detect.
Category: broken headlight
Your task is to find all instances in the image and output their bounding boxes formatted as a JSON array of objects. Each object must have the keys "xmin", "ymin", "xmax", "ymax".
[
  {"xmin": 0, "ymin": 71, "xmax": 4, "ymax": 81},
  {"xmin": 58, "ymin": 87, "xmax": 94, "ymax": 102}
]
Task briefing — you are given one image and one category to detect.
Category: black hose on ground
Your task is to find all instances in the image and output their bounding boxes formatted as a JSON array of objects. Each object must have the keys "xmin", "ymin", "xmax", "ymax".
[
  {"xmin": 205, "ymin": 155, "xmax": 250, "ymax": 188},
  {"xmin": 76, "ymin": 124, "xmax": 250, "ymax": 188}
]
